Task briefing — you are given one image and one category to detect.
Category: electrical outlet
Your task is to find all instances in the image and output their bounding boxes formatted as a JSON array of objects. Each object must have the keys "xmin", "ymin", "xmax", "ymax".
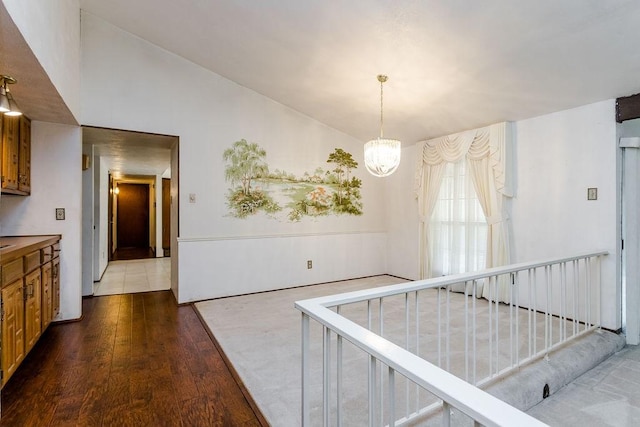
[
  {"xmin": 307, "ymin": 260, "xmax": 312, "ymax": 269},
  {"xmin": 55, "ymin": 208, "xmax": 65, "ymax": 220}
]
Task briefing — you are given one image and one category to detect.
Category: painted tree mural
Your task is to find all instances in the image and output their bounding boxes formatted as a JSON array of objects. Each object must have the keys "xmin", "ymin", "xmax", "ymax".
[
  {"xmin": 223, "ymin": 141, "xmax": 362, "ymax": 220},
  {"xmin": 223, "ymin": 139, "xmax": 268, "ymax": 195},
  {"xmin": 327, "ymin": 148, "xmax": 358, "ymax": 204},
  {"xmin": 223, "ymin": 139, "xmax": 280, "ymax": 218}
]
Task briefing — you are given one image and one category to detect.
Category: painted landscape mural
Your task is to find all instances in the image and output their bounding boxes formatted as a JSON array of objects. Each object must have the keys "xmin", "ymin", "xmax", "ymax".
[{"xmin": 223, "ymin": 139, "xmax": 363, "ymax": 221}]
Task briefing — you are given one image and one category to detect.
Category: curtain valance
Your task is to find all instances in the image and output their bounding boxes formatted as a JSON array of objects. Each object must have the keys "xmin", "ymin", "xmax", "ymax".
[{"xmin": 416, "ymin": 122, "xmax": 512, "ymax": 197}]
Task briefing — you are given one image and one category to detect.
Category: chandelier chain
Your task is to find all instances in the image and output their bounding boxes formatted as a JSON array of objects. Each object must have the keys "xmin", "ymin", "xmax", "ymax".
[{"xmin": 380, "ymin": 78, "xmax": 384, "ymax": 138}]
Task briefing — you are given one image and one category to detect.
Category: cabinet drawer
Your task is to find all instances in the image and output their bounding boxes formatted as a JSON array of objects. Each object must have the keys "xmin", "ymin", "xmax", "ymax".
[
  {"xmin": 42, "ymin": 245, "xmax": 53, "ymax": 263},
  {"xmin": 1, "ymin": 258, "xmax": 23, "ymax": 286},
  {"xmin": 24, "ymin": 250, "xmax": 40, "ymax": 273},
  {"xmin": 52, "ymin": 242, "xmax": 61, "ymax": 258}
]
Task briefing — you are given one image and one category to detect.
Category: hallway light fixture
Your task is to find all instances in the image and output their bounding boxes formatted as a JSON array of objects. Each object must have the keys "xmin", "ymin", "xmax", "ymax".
[
  {"xmin": 364, "ymin": 74, "xmax": 401, "ymax": 177},
  {"xmin": 0, "ymin": 75, "xmax": 22, "ymax": 116}
]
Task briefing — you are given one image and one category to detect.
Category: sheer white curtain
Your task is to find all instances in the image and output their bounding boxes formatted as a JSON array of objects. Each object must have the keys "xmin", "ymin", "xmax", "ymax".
[
  {"xmin": 430, "ymin": 160, "xmax": 488, "ymax": 279},
  {"xmin": 415, "ymin": 122, "xmax": 513, "ymax": 301}
]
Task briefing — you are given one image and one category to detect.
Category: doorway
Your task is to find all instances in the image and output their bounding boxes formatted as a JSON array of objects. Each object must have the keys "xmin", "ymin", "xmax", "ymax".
[
  {"xmin": 621, "ymin": 133, "xmax": 640, "ymax": 344},
  {"xmin": 114, "ymin": 182, "xmax": 152, "ymax": 260},
  {"xmin": 81, "ymin": 126, "xmax": 179, "ymax": 297}
]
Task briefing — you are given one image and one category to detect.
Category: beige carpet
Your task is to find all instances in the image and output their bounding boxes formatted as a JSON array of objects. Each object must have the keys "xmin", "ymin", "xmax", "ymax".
[{"xmin": 195, "ymin": 275, "xmax": 624, "ymax": 426}]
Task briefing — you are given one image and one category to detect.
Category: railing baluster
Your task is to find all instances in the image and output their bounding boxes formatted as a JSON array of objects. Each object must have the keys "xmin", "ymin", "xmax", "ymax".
[
  {"xmin": 573, "ymin": 261, "xmax": 580, "ymax": 336},
  {"xmin": 369, "ymin": 354, "xmax": 377, "ymax": 427},
  {"xmin": 337, "ymin": 305, "xmax": 343, "ymax": 426},
  {"xmin": 495, "ymin": 275, "xmax": 499, "ymax": 376},
  {"xmin": 446, "ymin": 284, "xmax": 451, "ymax": 372},
  {"xmin": 586, "ymin": 257, "xmax": 592, "ymax": 328},
  {"xmin": 472, "ymin": 279, "xmax": 477, "ymax": 384},
  {"xmin": 442, "ymin": 401, "xmax": 451, "ymax": 427},
  {"xmin": 528, "ymin": 268, "xmax": 533, "ymax": 359},
  {"xmin": 509, "ymin": 273, "xmax": 514, "ymax": 368},
  {"xmin": 544, "ymin": 265, "xmax": 550, "ymax": 351},
  {"xmin": 488, "ymin": 275, "xmax": 493, "ymax": 376},
  {"xmin": 388, "ymin": 367, "xmax": 396, "ymax": 427},
  {"xmin": 438, "ymin": 287, "xmax": 442, "ymax": 368},
  {"xmin": 415, "ymin": 290, "xmax": 420, "ymax": 413},
  {"xmin": 533, "ymin": 268, "xmax": 537, "ymax": 355},
  {"xmin": 379, "ymin": 298, "xmax": 384, "ymax": 424},
  {"xmin": 465, "ymin": 281, "xmax": 469, "ymax": 382},
  {"xmin": 597, "ymin": 256, "xmax": 602, "ymax": 329},
  {"xmin": 514, "ymin": 271, "xmax": 519, "ymax": 369},
  {"xmin": 323, "ymin": 326, "xmax": 331, "ymax": 426},
  {"xmin": 301, "ymin": 313, "xmax": 310, "ymax": 427},
  {"xmin": 405, "ymin": 292, "xmax": 410, "ymax": 418},
  {"xmin": 561, "ymin": 262, "xmax": 566, "ymax": 342}
]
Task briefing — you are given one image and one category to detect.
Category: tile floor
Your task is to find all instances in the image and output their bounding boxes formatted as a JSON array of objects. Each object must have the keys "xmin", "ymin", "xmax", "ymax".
[
  {"xmin": 527, "ymin": 343, "xmax": 640, "ymax": 426},
  {"xmin": 93, "ymin": 257, "xmax": 171, "ymax": 296}
]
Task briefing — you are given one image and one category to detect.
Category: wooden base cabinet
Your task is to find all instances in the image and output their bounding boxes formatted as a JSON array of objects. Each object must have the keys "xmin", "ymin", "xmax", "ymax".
[
  {"xmin": 0, "ymin": 235, "xmax": 61, "ymax": 387},
  {"xmin": 41, "ymin": 262, "xmax": 52, "ymax": 331},
  {"xmin": 1, "ymin": 280, "xmax": 25, "ymax": 384},
  {"xmin": 53, "ymin": 254, "xmax": 60, "ymax": 318}
]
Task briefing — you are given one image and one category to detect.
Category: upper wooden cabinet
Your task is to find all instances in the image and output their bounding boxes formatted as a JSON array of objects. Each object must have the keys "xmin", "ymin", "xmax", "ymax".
[
  {"xmin": 18, "ymin": 116, "xmax": 31, "ymax": 193},
  {"xmin": 1, "ymin": 115, "xmax": 31, "ymax": 195}
]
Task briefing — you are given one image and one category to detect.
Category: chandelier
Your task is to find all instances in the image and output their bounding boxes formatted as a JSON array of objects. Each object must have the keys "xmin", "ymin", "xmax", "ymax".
[{"xmin": 364, "ymin": 74, "xmax": 401, "ymax": 177}]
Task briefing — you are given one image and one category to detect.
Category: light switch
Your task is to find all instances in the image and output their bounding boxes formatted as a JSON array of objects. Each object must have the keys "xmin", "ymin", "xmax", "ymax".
[
  {"xmin": 55, "ymin": 208, "xmax": 65, "ymax": 220},
  {"xmin": 587, "ymin": 188, "xmax": 598, "ymax": 201},
  {"xmin": 189, "ymin": 193, "xmax": 196, "ymax": 203}
]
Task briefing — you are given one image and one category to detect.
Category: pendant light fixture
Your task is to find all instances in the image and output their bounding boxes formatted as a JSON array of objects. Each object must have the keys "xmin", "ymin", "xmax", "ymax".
[
  {"xmin": 0, "ymin": 75, "xmax": 22, "ymax": 117},
  {"xmin": 364, "ymin": 74, "xmax": 401, "ymax": 177}
]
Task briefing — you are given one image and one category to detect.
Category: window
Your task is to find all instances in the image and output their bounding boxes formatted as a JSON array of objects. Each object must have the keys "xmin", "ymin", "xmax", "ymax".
[{"xmin": 429, "ymin": 159, "xmax": 487, "ymax": 277}]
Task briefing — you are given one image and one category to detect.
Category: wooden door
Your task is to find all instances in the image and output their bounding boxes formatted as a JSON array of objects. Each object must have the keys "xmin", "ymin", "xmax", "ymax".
[
  {"xmin": 24, "ymin": 269, "xmax": 41, "ymax": 354},
  {"xmin": 162, "ymin": 178, "xmax": 171, "ymax": 252},
  {"xmin": 18, "ymin": 116, "xmax": 30, "ymax": 193},
  {"xmin": 117, "ymin": 183, "xmax": 150, "ymax": 248},
  {"xmin": 1, "ymin": 279, "xmax": 24, "ymax": 386},
  {"xmin": 1, "ymin": 115, "xmax": 19, "ymax": 191}
]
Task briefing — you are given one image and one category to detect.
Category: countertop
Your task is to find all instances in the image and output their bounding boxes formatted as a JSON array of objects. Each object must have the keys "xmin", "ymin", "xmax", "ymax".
[{"xmin": 0, "ymin": 235, "xmax": 61, "ymax": 266}]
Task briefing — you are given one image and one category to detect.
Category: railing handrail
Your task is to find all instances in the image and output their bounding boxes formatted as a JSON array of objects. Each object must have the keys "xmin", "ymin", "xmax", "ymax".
[
  {"xmin": 296, "ymin": 252, "xmax": 608, "ymax": 426},
  {"xmin": 297, "ymin": 251, "xmax": 608, "ymax": 309},
  {"xmin": 296, "ymin": 300, "xmax": 547, "ymax": 426}
]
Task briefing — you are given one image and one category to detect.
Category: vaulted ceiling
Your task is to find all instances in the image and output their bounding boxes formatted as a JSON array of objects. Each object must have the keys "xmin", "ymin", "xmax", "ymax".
[
  {"xmin": 5, "ymin": 2, "xmax": 640, "ymax": 176},
  {"xmin": 80, "ymin": 0, "xmax": 640, "ymax": 144}
]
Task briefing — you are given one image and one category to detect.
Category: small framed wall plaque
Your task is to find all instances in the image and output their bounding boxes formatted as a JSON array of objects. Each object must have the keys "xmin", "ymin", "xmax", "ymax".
[{"xmin": 587, "ymin": 187, "xmax": 598, "ymax": 201}]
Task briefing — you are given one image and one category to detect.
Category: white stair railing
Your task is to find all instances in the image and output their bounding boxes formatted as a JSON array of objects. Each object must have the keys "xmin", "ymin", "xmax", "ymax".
[{"xmin": 296, "ymin": 251, "xmax": 606, "ymax": 426}]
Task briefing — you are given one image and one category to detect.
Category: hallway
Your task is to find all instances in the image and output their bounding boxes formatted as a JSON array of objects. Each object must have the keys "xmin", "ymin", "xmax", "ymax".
[{"xmin": 94, "ymin": 257, "xmax": 171, "ymax": 296}]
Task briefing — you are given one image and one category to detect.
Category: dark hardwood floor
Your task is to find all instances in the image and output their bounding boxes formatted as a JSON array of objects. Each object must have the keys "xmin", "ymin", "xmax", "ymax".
[{"xmin": 1, "ymin": 291, "xmax": 265, "ymax": 426}]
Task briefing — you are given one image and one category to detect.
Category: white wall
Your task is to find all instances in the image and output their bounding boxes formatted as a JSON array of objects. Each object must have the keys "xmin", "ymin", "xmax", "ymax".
[
  {"xmin": 81, "ymin": 12, "xmax": 388, "ymax": 303},
  {"xmin": 386, "ymin": 143, "xmax": 420, "ymax": 280},
  {"xmin": 97, "ymin": 157, "xmax": 109, "ymax": 277},
  {"xmin": 81, "ymin": 144, "xmax": 93, "ymax": 295},
  {"xmin": 155, "ymin": 175, "xmax": 162, "ymax": 257},
  {"xmin": 511, "ymin": 100, "xmax": 619, "ymax": 329},
  {"xmin": 0, "ymin": 122, "xmax": 83, "ymax": 321},
  {"xmin": 386, "ymin": 101, "xmax": 619, "ymax": 330},
  {"xmin": 2, "ymin": 0, "xmax": 81, "ymax": 120},
  {"xmin": 179, "ymin": 233, "xmax": 387, "ymax": 301}
]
